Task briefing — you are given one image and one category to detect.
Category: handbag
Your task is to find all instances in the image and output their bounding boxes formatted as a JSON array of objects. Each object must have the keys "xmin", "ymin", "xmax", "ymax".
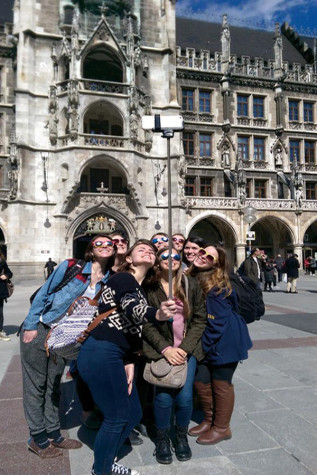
[
  {"xmin": 143, "ymin": 358, "xmax": 188, "ymax": 389},
  {"xmin": 45, "ymin": 288, "xmax": 117, "ymax": 360},
  {"xmin": 6, "ymin": 280, "xmax": 14, "ymax": 298}
]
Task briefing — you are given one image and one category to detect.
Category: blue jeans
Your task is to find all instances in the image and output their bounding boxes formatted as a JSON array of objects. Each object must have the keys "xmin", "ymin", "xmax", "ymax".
[
  {"xmin": 154, "ymin": 356, "xmax": 197, "ymax": 430},
  {"xmin": 77, "ymin": 338, "xmax": 142, "ymax": 475}
]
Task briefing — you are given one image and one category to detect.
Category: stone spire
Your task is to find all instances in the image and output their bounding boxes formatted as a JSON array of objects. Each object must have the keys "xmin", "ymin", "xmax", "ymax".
[
  {"xmin": 221, "ymin": 14, "xmax": 231, "ymax": 72},
  {"xmin": 274, "ymin": 22, "xmax": 283, "ymax": 78}
]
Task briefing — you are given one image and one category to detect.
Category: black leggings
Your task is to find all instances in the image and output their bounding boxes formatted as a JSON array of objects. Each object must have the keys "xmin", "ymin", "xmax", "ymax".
[
  {"xmin": 195, "ymin": 361, "xmax": 238, "ymax": 384},
  {"xmin": 0, "ymin": 299, "xmax": 4, "ymax": 332}
]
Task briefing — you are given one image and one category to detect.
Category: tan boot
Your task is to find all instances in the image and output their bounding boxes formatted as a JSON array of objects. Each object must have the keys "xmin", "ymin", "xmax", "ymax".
[
  {"xmin": 188, "ymin": 382, "xmax": 213, "ymax": 436},
  {"xmin": 196, "ymin": 379, "xmax": 234, "ymax": 445}
]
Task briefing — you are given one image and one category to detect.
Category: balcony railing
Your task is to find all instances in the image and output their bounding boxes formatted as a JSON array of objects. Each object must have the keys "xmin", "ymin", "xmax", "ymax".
[{"xmin": 183, "ymin": 197, "xmax": 317, "ymax": 210}]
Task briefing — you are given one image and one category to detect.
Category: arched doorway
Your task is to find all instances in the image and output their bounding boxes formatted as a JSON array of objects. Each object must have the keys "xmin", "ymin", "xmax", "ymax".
[
  {"xmin": 250, "ymin": 217, "xmax": 293, "ymax": 258},
  {"xmin": 73, "ymin": 213, "xmax": 128, "ymax": 258},
  {"xmin": 303, "ymin": 221, "xmax": 317, "ymax": 260},
  {"xmin": 83, "ymin": 47, "xmax": 123, "ymax": 82},
  {"xmin": 79, "ymin": 155, "xmax": 128, "ymax": 193},
  {"xmin": 189, "ymin": 216, "xmax": 237, "ymax": 266},
  {"xmin": 0, "ymin": 227, "xmax": 6, "ymax": 257}
]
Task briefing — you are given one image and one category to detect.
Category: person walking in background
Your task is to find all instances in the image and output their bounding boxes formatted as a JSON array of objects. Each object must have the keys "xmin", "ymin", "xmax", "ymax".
[
  {"xmin": 20, "ymin": 235, "xmax": 115, "ymax": 459},
  {"xmin": 263, "ymin": 258, "xmax": 275, "ymax": 292},
  {"xmin": 285, "ymin": 253, "xmax": 300, "ymax": 293},
  {"xmin": 242, "ymin": 247, "xmax": 262, "ymax": 286},
  {"xmin": 274, "ymin": 254, "xmax": 284, "ymax": 283},
  {"xmin": 188, "ymin": 245, "xmax": 252, "ymax": 446},
  {"xmin": 309, "ymin": 256, "xmax": 316, "ymax": 276},
  {"xmin": 44, "ymin": 257, "xmax": 57, "ymax": 280},
  {"xmin": 0, "ymin": 250, "xmax": 13, "ymax": 341},
  {"xmin": 142, "ymin": 246, "xmax": 206, "ymax": 465}
]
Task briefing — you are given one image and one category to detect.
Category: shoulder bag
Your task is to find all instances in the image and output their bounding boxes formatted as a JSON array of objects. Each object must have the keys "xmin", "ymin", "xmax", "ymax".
[
  {"xmin": 45, "ymin": 288, "xmax": 117, "ymax": 360},
  {"xmin": 143, "ymin": 358, "xmax": 187, "ymax": 389}
]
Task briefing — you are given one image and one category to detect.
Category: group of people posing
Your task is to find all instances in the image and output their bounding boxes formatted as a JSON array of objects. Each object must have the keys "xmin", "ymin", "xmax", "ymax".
[{"xmin": 19, "ymin": 231, "xmax": 253, "ymax": 475}]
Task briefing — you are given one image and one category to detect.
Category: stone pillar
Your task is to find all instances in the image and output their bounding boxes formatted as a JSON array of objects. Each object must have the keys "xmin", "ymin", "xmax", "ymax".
[
  {"xmin": 294, "ymin": 245, "xmax": 303, "ymax": 268},
  {"xmin": 236, "ymin": 244, "xmax": 246, "ymax": 268}
]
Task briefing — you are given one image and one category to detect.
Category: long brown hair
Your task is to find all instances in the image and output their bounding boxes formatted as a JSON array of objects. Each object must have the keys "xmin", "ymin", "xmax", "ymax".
[
  {"xmin": 189, "ymin": 245, "xmax": 232, "ymax": 298},
  {"xmin": 155, "ymin": 247, "xmax": 190, "ymax": 318},
  {"xmin": 118, "ymin": 239, "xmax": 159, "ymax": 286}
]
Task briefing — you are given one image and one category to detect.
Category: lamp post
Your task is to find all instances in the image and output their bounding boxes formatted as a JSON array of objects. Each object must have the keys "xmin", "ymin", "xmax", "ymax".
[{"xmin": 243, "ymin": 205, "xmax": 256, "ymax": 256}]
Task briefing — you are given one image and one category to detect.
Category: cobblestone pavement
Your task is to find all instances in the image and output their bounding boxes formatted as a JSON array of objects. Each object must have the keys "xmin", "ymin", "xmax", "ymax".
[{"xmin": 1, "ymin": 274, "xmax": 316, "ymax": 474}]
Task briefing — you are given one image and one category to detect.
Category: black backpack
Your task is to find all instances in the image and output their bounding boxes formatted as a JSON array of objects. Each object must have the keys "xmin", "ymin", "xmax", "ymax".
[{"xmin": 230, "ymin": 272, "xmax": 265, "ymax": 324}]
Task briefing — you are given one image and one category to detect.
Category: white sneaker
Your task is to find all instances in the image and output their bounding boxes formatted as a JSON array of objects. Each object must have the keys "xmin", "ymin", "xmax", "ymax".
[
  {"xmin": 0, "ymin": 331, "xmax": 11, "ymax": 341},
  {"xmin": 111, "ymin": 462, "xmax": 140, "ymax": 475}
]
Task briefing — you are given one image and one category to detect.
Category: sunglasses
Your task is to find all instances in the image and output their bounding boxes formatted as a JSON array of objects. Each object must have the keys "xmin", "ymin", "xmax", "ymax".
[
  {"xmin": 198, "ymin": 248, "xmax": 217, "ymax": 263},
  {"xmin": 152, "ymin": 237, "xmax": 169, "ymax": 244},
  {"xmin": 172, "ymin": 237, "xmax": 185, "ymax": 244},
  {"xmin": 160, "ymin": 253, "xmax": 181, "ymax": 261},
  {"xmin": 112, "ymin": 238, "xmax": 127, "ymax": 245},
  {"xmin": 93, "ymin": 240, "xmax": 114, "ymax": 248}
]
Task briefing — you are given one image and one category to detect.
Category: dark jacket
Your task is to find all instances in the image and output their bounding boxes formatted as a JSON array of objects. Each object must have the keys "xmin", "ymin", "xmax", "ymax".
[
  {"xmin": 263, "ymin": 263, "xmax": 275, "ymax": 283},
  {"xmin": 142, "ymin": 276, "xmax": 207, "ymax": 362},
  {"xmin": 202, "ymin": 289, "xmax": 252, "ymax": 365},
  {"xmin": 0, "ymin": 260, "xmax": 13, "ymax": 300},
  {"xmin": 285, "ymin": 256, "xmax": 300, "ymax": 278},
  {"xmin": 243, "ymin": 256, "xmax": 261, "ymax": 284}
]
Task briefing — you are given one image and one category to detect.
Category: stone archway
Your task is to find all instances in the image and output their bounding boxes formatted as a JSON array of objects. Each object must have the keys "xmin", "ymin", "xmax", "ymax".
[
  {"xmin": 250, "ymin": 216, "xmax": 294, "ymax": 258},
  {"xmin": 72, "ymin": 212, "xmax": 130, "ymax": 258},
  {"xmin": 303, "ymin": 220, "xmax": 317, "ymax": 260},
  {"xmin": 188, "ymin": 215, "xmax": 237, "ymax": 266}
]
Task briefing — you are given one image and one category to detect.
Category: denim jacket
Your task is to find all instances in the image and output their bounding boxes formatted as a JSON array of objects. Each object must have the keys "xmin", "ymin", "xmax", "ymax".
[{"xmin": 23, "ymin": 259, "xmax": 111, "ymax": 331}]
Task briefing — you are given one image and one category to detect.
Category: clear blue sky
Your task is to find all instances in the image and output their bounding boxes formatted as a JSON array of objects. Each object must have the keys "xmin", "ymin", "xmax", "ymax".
[{"xmin": 176, "ymin": 0, "xmax": 317, "ymax": 37}]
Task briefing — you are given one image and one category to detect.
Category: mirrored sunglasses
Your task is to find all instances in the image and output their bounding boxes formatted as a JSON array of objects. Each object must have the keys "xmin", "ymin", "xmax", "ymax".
[
  {"xmin": 172, "ymin": 237, "xmax": 185, "ymax": 244},
  {"xmin": 198, "ymin": 248, "xmax": 217, "ymax": 263},
  {"xmin": 112, "ymin": 238, "xmax": 127, "ymax": 245},
  {"xmin": 93, "ymin": 240, "xmax": 114, "ymax": 248},
  {"xmin": 152, "ymin": 237, "xmax": 169, "ymax": 244},
  {"xmin": 160, "ymin": 253, "xmax": 181, "ymax": 261}
]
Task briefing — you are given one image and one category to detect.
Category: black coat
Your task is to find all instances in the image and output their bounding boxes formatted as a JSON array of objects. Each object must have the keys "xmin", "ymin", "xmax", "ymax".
[
  {"xmin": 0, "ymin": 260, "xmax": 13, "ymax": 300},
  {"xmin": 285, "ymin": 257, "xmax": 300, "ymax": 278}
]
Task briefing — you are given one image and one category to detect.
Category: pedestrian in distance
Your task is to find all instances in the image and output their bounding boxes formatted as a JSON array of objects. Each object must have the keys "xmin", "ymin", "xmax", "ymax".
[
  {"xmin": 263, "ymin": 258, "xmax": 275, "ymax": 292},
  {"xmin": 285, "ymin": 253, "xmax": 300, "ymax": 293},
  {"xmin": 77, "ymin": 239, "xmax": 176, "ymax": 475},
  {"xmin": 241, "ymin": 247, "xmax": 262, "ymax": 286},
  {"xmin": 142, "ymin": 246, "xmax": 206, "ymax": 465},
  {"xmin": 188, "ymin": 245, "xmax": 252, "ymax": 445},
  {"xmin": 274, "ymin": 253, "xmax": 284, "ymax": 283},
  {"xmin": 0, "ymin": 250, "xmax": 13, "ymax": 341},
  {"xmin": 20, "ymin": 235, "xmax": 116, "ymax": 459},
  {"xmin": 44, "ymin": 257, "xmax": 57, "ymax": 279}
]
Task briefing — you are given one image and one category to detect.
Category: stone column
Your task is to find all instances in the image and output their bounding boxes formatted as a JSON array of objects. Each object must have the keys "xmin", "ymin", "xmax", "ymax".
[
  {"xmin": 236, "ymin": 244, "xmax": 246, "ymax": 268},
  {"xmin": 293, "ymin": 245, "xmax": 303, "ymax": 268}
]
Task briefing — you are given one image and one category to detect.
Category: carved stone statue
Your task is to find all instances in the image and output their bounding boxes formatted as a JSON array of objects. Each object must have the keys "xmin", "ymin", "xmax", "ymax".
[
  {"xmin": 235, "ymin": 155, "xmax": 246, "ymax": 206},
  {"xmin": 295, "ymin": 186, "xmax": 303, "ymax": 208},
  {"xmin": 8, "ymin": 168, "xmax": 18, "ymax": 200},
  {"xmin": 275, "ymin": 147, "xmax": 283, "ymax": 166},
  {"xmin": 222, "ymin": 144, "xmax": 230, "ymax": 167},
  {"xmin": 129, "ymin": 112, "xmax": 139, "ymax": 140}
]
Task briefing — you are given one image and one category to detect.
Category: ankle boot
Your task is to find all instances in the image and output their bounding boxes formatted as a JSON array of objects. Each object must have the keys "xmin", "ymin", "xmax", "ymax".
[
  {"xmin": 175, "ymin": 425, "xmax": 192, "ymax": 461},
  {"xmin": 188, "ymin": 382, "xmax": 213, "ymax": 436},
  {"xmin": 197, "ymin": 380, "xmax": 234, "ymax": 445},
  {"xmin": 154, "ymin": 428, "xmax": 172, "ymax": 464}
]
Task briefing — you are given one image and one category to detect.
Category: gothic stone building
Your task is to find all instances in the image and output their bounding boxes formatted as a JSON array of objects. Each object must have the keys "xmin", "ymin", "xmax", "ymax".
[{"xmin": 1, "ymin": 0, "xmax": 317, "ymax": 277}]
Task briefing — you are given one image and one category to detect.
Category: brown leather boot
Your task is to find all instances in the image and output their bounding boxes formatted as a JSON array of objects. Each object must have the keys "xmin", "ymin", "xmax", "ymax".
[
  {"xmin": 188, "ymin": 382, "xmax": 213, "ymax": 436},
  {"xmin": 196, "ymin": 379, "xmax": 234, "ymax": 445}
]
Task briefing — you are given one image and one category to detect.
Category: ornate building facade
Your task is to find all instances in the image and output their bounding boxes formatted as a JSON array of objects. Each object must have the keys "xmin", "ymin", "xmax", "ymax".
[{"xmin": 0, "ymin": 1, "xmax": 317, "ymax": 276}]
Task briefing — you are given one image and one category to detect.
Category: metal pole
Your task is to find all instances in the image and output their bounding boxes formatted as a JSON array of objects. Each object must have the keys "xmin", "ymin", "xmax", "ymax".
[{"xmin": 167, "ymin": 135, "xmax": 173, "ymax": 299}]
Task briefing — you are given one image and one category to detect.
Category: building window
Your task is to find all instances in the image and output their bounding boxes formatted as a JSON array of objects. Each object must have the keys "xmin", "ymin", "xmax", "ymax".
[
  {"xmin": 185, "ymin": 176, "xmax": 196, "ymax": 196},
  {"xmin": 224, "ymin": 175, "xmax": 232, "ymax": 197},
  {"xmin": 200, "ymin": 177, "xmax": 212, "ymax": 196},
  {"xmin": 254, "ymin": 180, "xmax": 266, "ymax": 198},
  {"xmin": 238, "ymin": 136, "xmax": 249, "ymax": 160},
  {"xmin": 305, "ymin": 141, "xmax": 315, "ymax": 164},
  {"xmin": 254, "ymin": 137, "xmax": 265, "ymax": 161},
  {"xmin": 183, "ymin": 132, "xmax": 194, "ymax": 156},
  {"xmin": 246, "ymin": 179, "xmax": 252, "ymax": 198},
  {"xmin": 199, "ymin": 91, "xmax": 211, "ymax": 113},
  {"xmin": 304, "ymin": 102, "xmax": 314, "ymax": 123},
  {"xmin": 253, "ymin": 97, "xmax": 264, "ymax": 118},
  {"xmin": 182, "ymin": 89, "xmax": 194, "ymax": 111},
  {"xmin": 237, "ymin": 95, "xmax": 249, "ymax": 117},
  {"xmin": 289, "ymin": 100, "xmax": 299, "ymax": 121},
  {"xmin": 199, "ymin": 134, "xmax": 212, "ymax": 157},
  {"xmin": 289, "ymin": 140, "xmax": 300, "ymax": 162},
  {"xmin": 306, "ymin": 182, "xmax": 317, "ymax": 200}
]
